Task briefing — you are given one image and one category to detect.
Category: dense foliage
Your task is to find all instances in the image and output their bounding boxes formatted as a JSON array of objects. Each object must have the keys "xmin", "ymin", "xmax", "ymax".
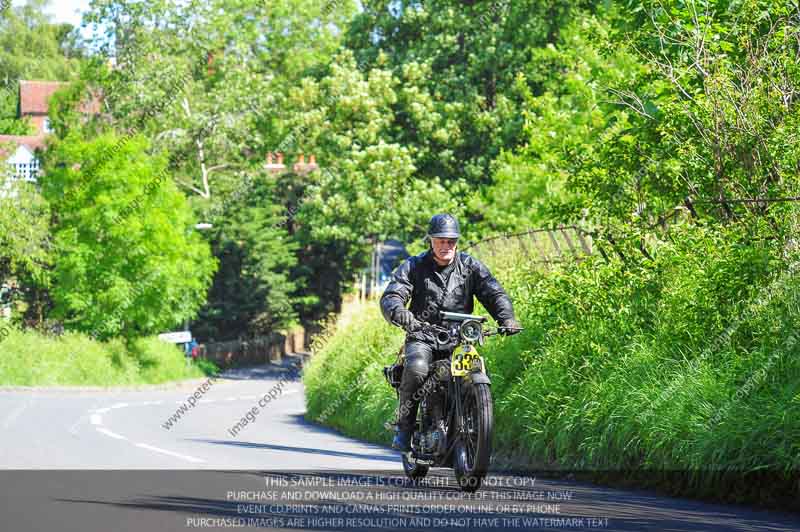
[
  {"xmin": 0, "ymin": 177, "xmax": 52, "ymax": 323},
  {"xmin": 2, "ymin": 1, "xmax": 800, "ymax": 390},
  {"xmin": 18, "ymin": 0, "xmax": 788, "ymax": 339},
  {"xmin": 40, "ymin": 131, "xmax": 216, "ymax": 340},
  {"xmin": 305, "ymin": 220, "xmax": 800, "ymax": 506},
  {"xmin": 302, "ymin": 3, "xmax": 800, "ymax": 504}
]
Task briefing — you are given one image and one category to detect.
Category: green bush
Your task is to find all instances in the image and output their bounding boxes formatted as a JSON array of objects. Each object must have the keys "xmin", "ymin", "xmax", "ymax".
[
  {"xmin": 304, "ymin": 224, "xmax": 800, "ymax": 506},
  {"xmin": 303, "ymin": 301, "xmax": 404, "ymax": 442},
  {"xmin": 0, "ymin": 328, "xmax": 216, "ymax": 386}
]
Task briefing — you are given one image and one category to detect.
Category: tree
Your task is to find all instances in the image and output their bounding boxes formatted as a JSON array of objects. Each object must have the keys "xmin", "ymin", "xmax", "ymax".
[
  {"xmin": 481, "ymin": 11, "xmax": 650, "ymax": 231},
  {"xmin": 285, "ymin": 50, "xmax": 462, "ymax": 318},
  {"xmin": 344, "ymin": 1, "xmax": 599, "ymax": 218},
  {"xmin": 0, "ymin": 173, "xmax": 52, "ymax": 325},
  {"xmin": 561, "ymin": 0, "xmax": 800, "ymax": 235},
  {"xmin": 39, "ymin": 131, "xmax": 217, "ymax": 340},
  {"xmin": 0, "ymin": 0, "xmax": 81, "ymax": 82},
  {"xmin": 83, "ymin": 0, "xmax": 356, "ymax": 207},
  {"xmin": 194, "ymin": 172, "xmax": 300, "ymax": 341},
  {"xmin": 0, "ymin": 89, "xmax": 33, "ymax": 135},
  {"xmin": 81, "ymin": 0, "xmax": 359, "ymax": 329}
]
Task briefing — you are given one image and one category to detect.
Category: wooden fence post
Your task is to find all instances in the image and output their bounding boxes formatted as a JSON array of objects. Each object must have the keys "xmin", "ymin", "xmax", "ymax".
[
  {"xmin": 559, "ymin": 226, "xmax": 579, "ymax": 257},
  {"xmin": 529, "ymin": 231, "xmax": 551, "ymax": 269},
  {"xmin": 546, "ymin": 229, "xmax": 563, "ymax": 258},
  {"xmin": 576, "ymin": 230, "xmax": 593, "ymax": 255}
]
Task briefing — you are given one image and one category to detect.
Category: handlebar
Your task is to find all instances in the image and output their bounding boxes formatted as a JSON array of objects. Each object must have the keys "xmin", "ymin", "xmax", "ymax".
[{"xmin": 406, "ymin": 320, "xmax": 523, "ymax": 338}]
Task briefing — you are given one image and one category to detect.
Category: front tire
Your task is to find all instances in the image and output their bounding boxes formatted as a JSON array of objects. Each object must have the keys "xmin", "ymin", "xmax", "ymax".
[{"xmin": 454, "ymin": 382, "xmax": 493, "ymax": 492}]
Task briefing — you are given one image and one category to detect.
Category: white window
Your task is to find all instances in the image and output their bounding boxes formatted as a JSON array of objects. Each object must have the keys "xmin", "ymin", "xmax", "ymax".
[
  {"xmin": 19, "ymin": 159, "xmax": 39, "ymax": 181},
  {"xmin": 43, "ymin": 118, "xmax": 52, "ymax": 134}
]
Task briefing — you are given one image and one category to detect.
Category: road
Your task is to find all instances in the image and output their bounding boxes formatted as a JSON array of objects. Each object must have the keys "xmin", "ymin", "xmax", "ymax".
[{"xmin": 0, "ymin": 357, "xmax": 798, "ymax": 532}]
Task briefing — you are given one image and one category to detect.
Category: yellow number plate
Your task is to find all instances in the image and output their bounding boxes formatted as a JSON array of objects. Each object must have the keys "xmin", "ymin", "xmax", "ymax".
[{"xmin": 451, "ymin": 348, "xmax": 484, "ymax": 377}]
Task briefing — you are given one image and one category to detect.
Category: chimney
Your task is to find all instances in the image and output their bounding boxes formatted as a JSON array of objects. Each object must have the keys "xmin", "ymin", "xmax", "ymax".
[
  {"xmin": 306, "ymin": 154, "xmax": 319, "ymax": 173},
  {"xmin": 265, "ymin": 151, "xmax": 286, "ymax": 173},
  {"xmin": 293, "ymin": 153, "xmax": 306, "ymax": 174}
]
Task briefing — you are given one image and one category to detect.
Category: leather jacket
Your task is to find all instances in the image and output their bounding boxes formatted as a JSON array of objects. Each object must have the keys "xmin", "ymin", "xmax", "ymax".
[{"xmin": 379, "ymin": 250, "xmax": 516, "ymax": 343}]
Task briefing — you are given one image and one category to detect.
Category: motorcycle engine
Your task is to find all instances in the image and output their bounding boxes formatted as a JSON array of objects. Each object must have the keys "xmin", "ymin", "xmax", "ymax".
[{"xmin": 420, "ymin": 422, "xmax": 447, "ymax": 455}]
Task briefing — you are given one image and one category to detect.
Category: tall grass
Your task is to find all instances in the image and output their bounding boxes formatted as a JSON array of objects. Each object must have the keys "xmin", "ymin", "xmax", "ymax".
[
  {"xmin": 304, "ymin": 224, "xmax": 800, "ymax": 507},
  {"xmin": 0, "ymin": 328, "xmax": 217, "ymax": 386}
]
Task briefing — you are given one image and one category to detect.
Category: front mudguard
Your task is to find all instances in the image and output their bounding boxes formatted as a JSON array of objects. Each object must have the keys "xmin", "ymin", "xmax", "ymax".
[{"xmin": 466, "ymin": 369, "xmax": 491, "ymax": 386}]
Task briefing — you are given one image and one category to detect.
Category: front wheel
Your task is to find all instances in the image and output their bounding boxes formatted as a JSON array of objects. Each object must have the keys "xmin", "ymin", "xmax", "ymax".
[{"xmin": 454, "ymin": 382, "xmax": 493, "ymax": 492}]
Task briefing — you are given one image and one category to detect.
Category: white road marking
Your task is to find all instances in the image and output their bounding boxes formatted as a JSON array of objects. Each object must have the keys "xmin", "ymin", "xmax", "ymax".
[
  {"xmin": 94, "ymin": 407, "xmax": 111, "ymax": 414},
  {"xmin": 3, "ymin": 400, "xmax": 31, "ymax": 429},
  {"xmin": 134, "ymin": 443, "xmax": 204, "ymax": 463},
  {"xmin": 68, "ymin": 417, "xmax": 83, "ymax": 436},
  {"xmin": 110, "ymin": 402, "xmax": 129, "ymax": 409},
  {"xmin": 225, "ymin": 397, "xmax": 237, "ymax": 401},
  {"xmin": 96, "ymin": 428, "xmax": 126, "ymax": 440},
  {"xmin": 90, "ymin": 414, "xmax": 102, "ymax": 425}
]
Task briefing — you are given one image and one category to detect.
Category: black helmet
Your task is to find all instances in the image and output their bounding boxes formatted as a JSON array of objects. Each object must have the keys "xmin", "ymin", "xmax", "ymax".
[{"xmin": 427, "ymin": 213, "xmax": 460, "ymax": 239}]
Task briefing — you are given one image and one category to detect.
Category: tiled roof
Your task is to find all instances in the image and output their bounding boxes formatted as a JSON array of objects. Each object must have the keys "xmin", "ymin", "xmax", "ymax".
[
  {"xmin": 19, "ymin": 80, "xmax": 66, "ymax": 115},
  {"xmin": 0, "ymin": 135, "xmax": 47, "ymax": 158}
]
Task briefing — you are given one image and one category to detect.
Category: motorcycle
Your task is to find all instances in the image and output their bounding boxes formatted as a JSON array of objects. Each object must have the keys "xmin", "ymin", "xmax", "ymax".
[{"xmin": 384, "ymin": 311, "xmax": 522, "ymax": 492}]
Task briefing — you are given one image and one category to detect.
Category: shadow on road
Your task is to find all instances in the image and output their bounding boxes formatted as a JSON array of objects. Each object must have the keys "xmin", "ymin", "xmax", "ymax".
[
  {"xmin": 216, "ymin": 358, "xmax": 305, "ymax": 382},
  {"xmin": 43, "ymin": 469, "xmax": 800, "ymax": 532},
  {"xmin": 284, "ymin": 413, "xmax": 391, "ymax": 446},
  {"xmin": 188, "ymin": 438, "xmax": 398, "ymax": 463}
]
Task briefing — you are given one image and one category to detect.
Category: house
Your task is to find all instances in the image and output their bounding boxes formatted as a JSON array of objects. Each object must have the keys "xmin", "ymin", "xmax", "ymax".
[
  {"xmin": 19, "ymin": 80, "xmax": 66, "ymax": 135},
  {"xmin": 0, "ymin": 80, "xmax": 100, "ymax": 187},
  {"xmin": 0, "ymin": 135, "xmax": 46, "ymax": 183},
  {"xmin": 0, "ymin": 80, "xmax": 64, "ymax": 185}
]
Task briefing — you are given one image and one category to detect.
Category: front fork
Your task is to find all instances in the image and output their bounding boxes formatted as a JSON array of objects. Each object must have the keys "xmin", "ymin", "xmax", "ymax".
[{"xmin": 451, "ymin": 377, "xmax": 467, "ymax": 441}]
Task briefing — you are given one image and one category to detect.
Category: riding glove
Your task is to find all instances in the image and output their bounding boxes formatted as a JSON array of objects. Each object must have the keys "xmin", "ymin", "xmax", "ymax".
[
  {"xmin": 499, "ymin": 318, "xmax": 523, "ymax": 336},
  {"xmin": 392, "ymin": 309, "xmax": 414, "ymax": 326}
]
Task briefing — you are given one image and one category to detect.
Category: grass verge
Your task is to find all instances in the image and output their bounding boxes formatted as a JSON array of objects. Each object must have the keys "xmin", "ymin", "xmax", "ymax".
[{"xmin": 0, "ymin": 328, "xmax": 217, "ymax": 386}]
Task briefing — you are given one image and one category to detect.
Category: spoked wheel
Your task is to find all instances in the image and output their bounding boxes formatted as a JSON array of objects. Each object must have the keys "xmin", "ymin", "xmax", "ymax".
[
  {"xmin": 454, "ymin": 383, "xmax": 493, "ymax": 492},
  {"xmin": 402, "ymin": 451, "xmax": 429, "ymax": 483}
]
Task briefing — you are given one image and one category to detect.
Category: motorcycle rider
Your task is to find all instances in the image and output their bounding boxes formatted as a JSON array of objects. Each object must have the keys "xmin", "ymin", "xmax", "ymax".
[{"xmin": 380, "ymin": 213, "xmax": 522, "ymax": 452}]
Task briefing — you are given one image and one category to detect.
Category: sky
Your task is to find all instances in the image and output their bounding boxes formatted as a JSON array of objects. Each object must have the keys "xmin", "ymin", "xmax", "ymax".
[{"xmin": 12, "ymin": 0, "xmax": 91, "ymax": 27}]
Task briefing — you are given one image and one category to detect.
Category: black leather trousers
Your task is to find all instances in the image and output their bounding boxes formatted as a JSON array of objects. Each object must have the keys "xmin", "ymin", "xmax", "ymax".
[{"xmin": 396, "ymin": 340, "xmax": 448, "ymax": 431}]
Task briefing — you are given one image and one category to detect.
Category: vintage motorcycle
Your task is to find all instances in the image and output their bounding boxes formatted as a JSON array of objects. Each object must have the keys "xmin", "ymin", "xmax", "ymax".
[{"xmin": 384, "ymin": 311, "xmax": 522, "ymax": 492}]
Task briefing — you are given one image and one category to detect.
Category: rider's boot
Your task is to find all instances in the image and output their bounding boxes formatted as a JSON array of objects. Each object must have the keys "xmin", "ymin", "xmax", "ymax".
[
  {"xmin": 392, "ymin": 386, "xmax": 419, "ymax": 451},
  {"xmin": 392, "ymin": 427, "xmax": 412, "ymax": 452}
]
